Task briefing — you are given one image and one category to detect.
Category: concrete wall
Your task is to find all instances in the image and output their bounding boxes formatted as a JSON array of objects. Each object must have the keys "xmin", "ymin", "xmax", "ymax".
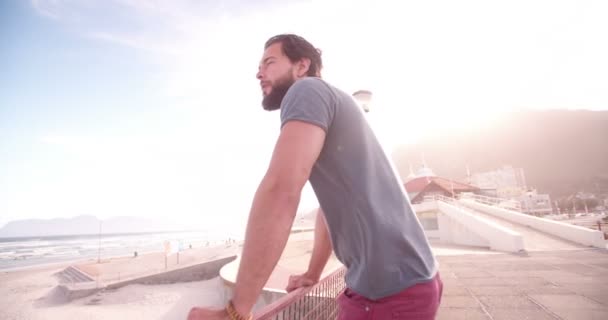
[
  {"xmin": 59, "ymin": 256, "xmax": 238, "ymax": 301},
  {"xmin": 437, "ymin": 211, "xmax": 489, "ymax": 248},
  {"xmin": 290, "ymin": 227, "xmax": 314, "ymax": 234},
  {"xmin": 438, "ymin": 201, "xmax": 525, "ymax": 252},
  {"xmin": 219, "ymin": 280, "xmax": 288, "ymax": 314},
  {"xmin": 57, "ymin": 282, "xmax": 101, "ymax": 301},
  {"xmin": 414, "ymin": 202, "xmax": 440, "ymax": 239},
  {"xmin": 460, "ymin": 199, "xmax": 606, "ymax": 248},
  {"xmin": 106, "ymin": 255, "xmax": 236, "ymax": 290},
  {"xmin": 424, "ymin": 229, "xmax": 441, "ymax": 239},
  {"xmin": 413, "ymin": 201, "xmax": 438, "ymax": 213}
]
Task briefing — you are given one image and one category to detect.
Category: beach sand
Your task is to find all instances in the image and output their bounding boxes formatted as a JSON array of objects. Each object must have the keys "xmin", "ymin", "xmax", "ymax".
[
  {"xmin": 0, "ymin": 230, "xmax": 506, "ymax": 320},
  {"xmin": 0, "ymin": 231, "xmax": 322, "ymax": 320},
  {"xmin": 0, "ymin": 254, "xmax": 232, "ymax": 320}
]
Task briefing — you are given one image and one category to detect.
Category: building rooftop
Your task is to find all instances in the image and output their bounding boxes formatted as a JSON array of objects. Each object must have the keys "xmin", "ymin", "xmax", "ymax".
[{"xmin": 404, "ymin": 176, "xmax": 480, "ymax": 203}]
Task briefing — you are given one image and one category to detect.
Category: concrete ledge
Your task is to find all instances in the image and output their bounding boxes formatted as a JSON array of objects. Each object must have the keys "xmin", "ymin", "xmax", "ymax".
[
  {"xmin": 106, "ymin": 255, "xmax": 236, "ymax": 289},
  {"xmin": 460, "ymin": 199, "xmax": 606, "ymax": 248},
  {"xmin": 290, "ymin": 227, "xmax": 314, "ymax": 234},
  {"xmin": 438, "ymin": 201, "xmax": 525, "ymax": 252},
  {"xmin": 413, "ymin": 201, "xmax": 438, "ymax": 213},
  {"xmin": 57, "ymin": 282, "xmax": 101, "ymax": 301},
  {"xmin": 219, "ymin": 256, "xmax": 297, "ymax": 311},
  {"xmin": 58, "ymin": 255, "xmax": 237, "ymax": 301}
]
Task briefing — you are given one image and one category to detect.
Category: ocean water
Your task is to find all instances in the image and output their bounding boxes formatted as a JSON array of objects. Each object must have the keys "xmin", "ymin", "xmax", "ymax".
[{"xmin": 0, "ymin": 229, "xmax": 239, "ymax": 271}]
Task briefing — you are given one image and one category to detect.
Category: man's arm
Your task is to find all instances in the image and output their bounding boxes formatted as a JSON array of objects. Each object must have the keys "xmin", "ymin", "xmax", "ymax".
[
  {"xmin": 305, "ymin": 208, "xmax": 332, "ymax": 281},
  {"xmin": 231, "ymin": 120, "xmax": 326, "ymax": 317},
  {"xmin": 285, "ymin": 208, "xmax": 333, "ymax": 292}
]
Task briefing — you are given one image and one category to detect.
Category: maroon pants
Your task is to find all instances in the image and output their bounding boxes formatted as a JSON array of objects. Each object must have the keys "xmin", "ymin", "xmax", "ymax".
[{"xmin": 337, "ymin": 273, "xmax": 443, "ymax": 320}]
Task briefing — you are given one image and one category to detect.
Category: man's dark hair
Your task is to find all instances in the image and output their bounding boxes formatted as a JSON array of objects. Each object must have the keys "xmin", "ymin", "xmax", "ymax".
[{"xmin": 265, "ymin": 34, "xmax": 323, "ymax": 77}]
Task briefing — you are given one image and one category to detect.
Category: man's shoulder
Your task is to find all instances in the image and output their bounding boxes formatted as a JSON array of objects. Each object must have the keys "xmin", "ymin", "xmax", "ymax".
[
  {"xmin": 290, "ymin": 77, "xmax": 332, "ymax": 92},
  {"xmin": 280, "ymin": 77, "xmax": 338, "ymax": 130},
  {"xmin": 284, "ymin": 77, "xmax": 339, "ymax": 105},
  {"xmin": 288, "ymin": 77, "xmax": 347, "ymax": 102}
]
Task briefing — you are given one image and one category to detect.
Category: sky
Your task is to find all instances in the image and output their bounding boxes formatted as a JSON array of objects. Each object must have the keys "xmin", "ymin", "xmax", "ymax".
[{"xmin": 1, "ymin": 0, "xmax": 607, "ymax": 231}]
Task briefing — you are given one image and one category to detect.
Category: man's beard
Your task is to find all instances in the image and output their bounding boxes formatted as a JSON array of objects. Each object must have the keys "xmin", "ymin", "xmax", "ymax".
[{"xmin": 262, "ymin": 74, "xmax": 296, "ymax": 111}]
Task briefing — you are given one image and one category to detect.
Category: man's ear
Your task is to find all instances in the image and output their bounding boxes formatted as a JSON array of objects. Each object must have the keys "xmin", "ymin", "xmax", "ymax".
[{"xmin": 296, "ymin": 58, "xmax": 311, "ymax": 77}]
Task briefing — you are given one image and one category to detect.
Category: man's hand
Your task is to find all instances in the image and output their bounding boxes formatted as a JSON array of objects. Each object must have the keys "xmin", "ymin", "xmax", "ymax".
[
  {"xmin": 186, "ymin": 307, "xmax": 229, "ymax": 320},
  {"xmin": 285, "ymin": 273, "xmax": 318, "ymax": 293}
]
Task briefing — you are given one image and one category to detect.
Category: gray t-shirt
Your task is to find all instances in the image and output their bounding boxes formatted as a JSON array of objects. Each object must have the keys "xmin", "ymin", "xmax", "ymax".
[{"xmin": 279, "ymin": 77, "xmax": 437, "ymax": 300}]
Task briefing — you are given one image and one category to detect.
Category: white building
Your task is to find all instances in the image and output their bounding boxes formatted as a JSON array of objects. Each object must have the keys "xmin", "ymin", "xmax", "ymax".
[
  {"xmin": 470, "ymin": 166, "xmax": 553, "ymax": 216},
  {"xmin": 470, "ymin": 166, "xmax": 527, "ymax": 197},
  {"xmin": 517, "ymin": 190, "xmax": 553, "ymax": 216}
]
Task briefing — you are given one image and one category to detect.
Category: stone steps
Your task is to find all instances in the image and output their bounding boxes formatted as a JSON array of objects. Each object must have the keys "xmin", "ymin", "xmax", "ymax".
[{"xmin": 57, "ymin": 266, "xmax": 94, "ymax": 283}]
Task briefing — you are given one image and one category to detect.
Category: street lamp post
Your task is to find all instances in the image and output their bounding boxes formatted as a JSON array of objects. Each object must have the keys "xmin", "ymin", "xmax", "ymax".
[
  {"xmin": 97, "ymin": 221, "xmax": 102, "ymax": 263},
  {"xmin": 352, "ymin": 90, "xmax": 372, "ymax": 113}
]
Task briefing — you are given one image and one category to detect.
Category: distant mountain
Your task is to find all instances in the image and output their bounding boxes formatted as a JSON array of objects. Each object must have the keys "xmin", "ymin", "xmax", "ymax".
[
  {"xmin": 0, "ymin": 215, "xmax": 190, "ymax": 238},
  {"xmin": 392, "ymin": 110, "xmax": 608, "ymax": 198}
]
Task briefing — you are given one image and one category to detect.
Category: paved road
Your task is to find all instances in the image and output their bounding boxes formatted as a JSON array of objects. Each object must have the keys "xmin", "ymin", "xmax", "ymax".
[{"xmin": 437, "ymin": 248, "xmax": 608, "ymax": 319}]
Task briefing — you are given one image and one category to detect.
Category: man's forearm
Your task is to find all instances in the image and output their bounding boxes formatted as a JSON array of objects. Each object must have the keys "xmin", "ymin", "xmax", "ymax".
[
  {"xmin": 231, "ymin": 181, "xmax": 300, "ymax": 316},
  {"xmin": 305, "ymin": 208, "xmax": 332, "ymax": 281}
]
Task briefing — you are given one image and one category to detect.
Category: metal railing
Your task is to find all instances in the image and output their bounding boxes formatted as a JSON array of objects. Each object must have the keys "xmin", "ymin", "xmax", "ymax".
[
  {"xmin": 422, "ymin": 193, "xmax": 523, "ymax": 212},
  {"xmin": 254, "ymin": 267, "xmax": 346, "ymax": 320},
  {"xmin": 424, "ymin": 194, "xmax": 457, "ymax": 203},
  {"xmin": 459, "ymin": 193, "xmax": 522, "ymax": 211}
]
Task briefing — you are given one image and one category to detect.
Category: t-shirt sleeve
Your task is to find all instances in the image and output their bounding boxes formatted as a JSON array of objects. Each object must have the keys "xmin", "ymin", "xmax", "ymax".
[{"xmin": 280, "ymin": 78, "xmax": 336, "ymax": 132}]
